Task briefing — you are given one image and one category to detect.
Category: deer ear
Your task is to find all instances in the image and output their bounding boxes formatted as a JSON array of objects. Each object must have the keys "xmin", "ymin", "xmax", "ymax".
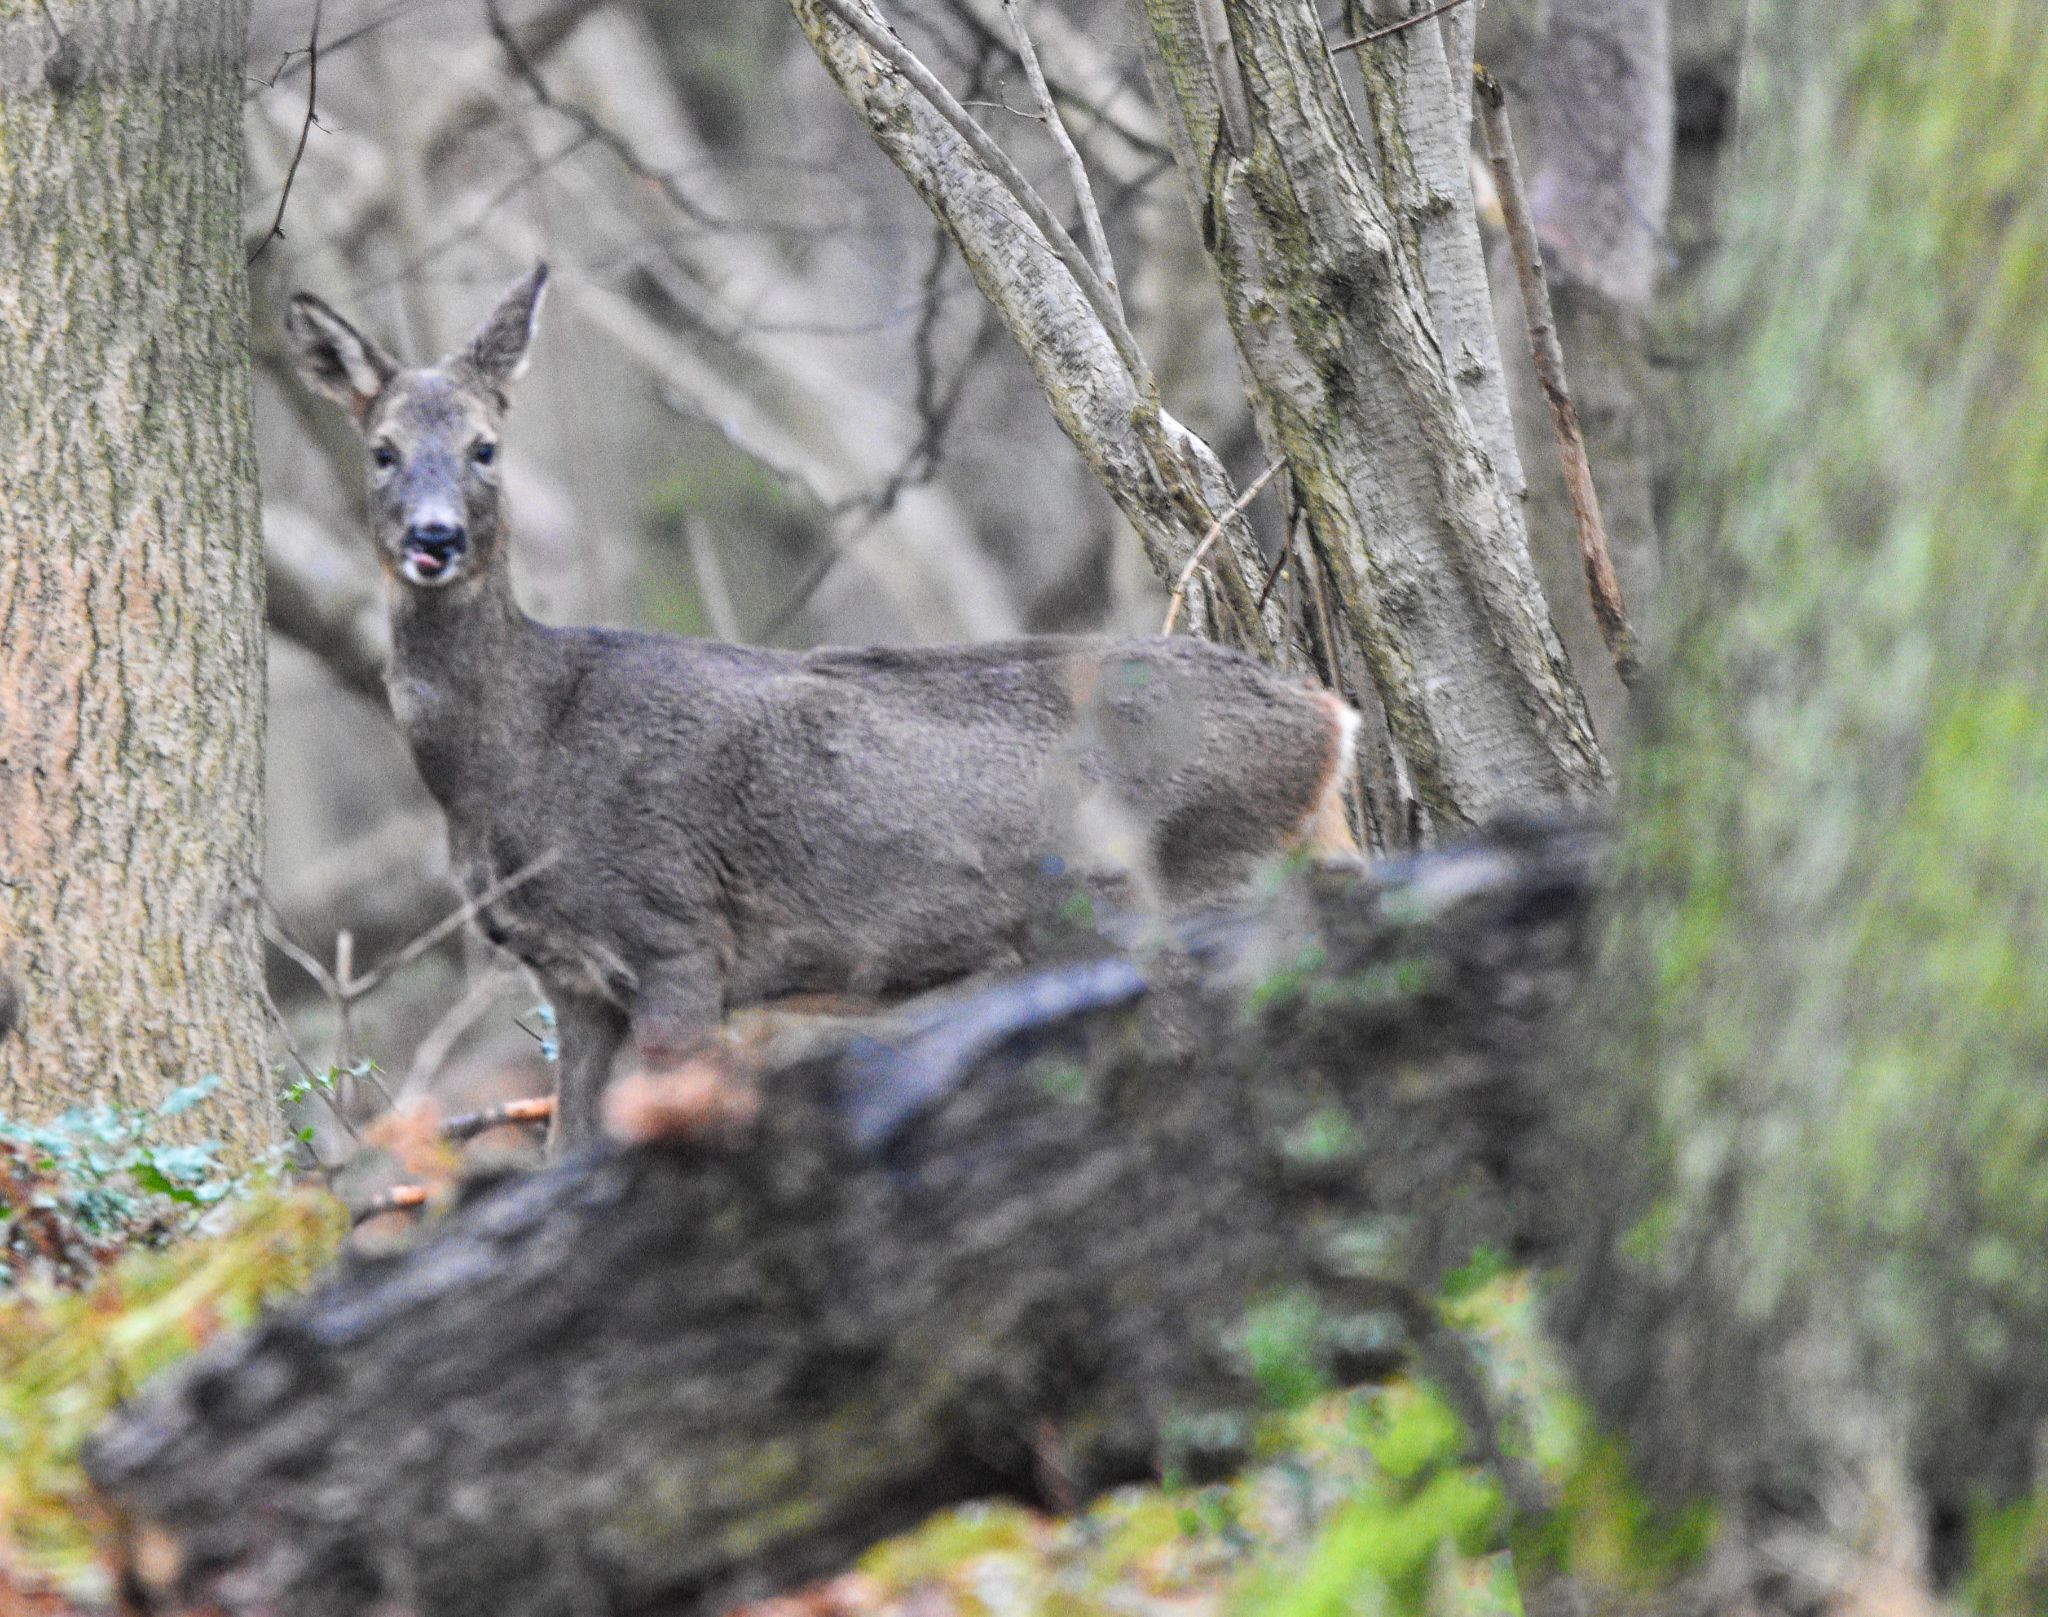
[
  {"xmin": 285, "ymin": 293, "xmax": 398, "ymax": 425},
  {"xmin": 453, "ymin": 263, "xmax": 549, "ymax": 407}
]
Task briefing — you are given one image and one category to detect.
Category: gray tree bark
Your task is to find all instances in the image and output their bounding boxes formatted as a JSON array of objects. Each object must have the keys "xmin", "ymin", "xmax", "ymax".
[
  {"xmin": 1552, "ymin": 0, "xmax": 2048, "ymax": 1605},
  {"xmin": 0, "ymin": 0, "xmax": 271, "ymax": 1150},
  {"xmin": 1137, "ymin": 0, "xmax": 1611, "ymax": 832}
]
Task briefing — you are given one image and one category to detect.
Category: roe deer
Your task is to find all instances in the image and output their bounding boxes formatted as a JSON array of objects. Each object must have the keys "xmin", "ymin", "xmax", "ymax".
[{"xmin": 286, "ymin": 266, "xmax": 1358, "ymax": 1151}]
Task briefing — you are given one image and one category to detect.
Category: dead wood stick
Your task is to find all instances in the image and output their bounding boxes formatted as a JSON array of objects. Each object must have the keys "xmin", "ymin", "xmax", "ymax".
[
  {"xmin": 441, "ymin": 1095, "xmax": 556, "ymax": 1141},
  {"xmin": 1160, "ymin": 459, "xmax": 1285, "ymax": 634},
  {"xmin": 1331, "ymin": 0, "xmax": 1474, "ymax": 54},
  {"xmin": 1476, "ymin": 68, "xmax": 1642, "ymax": 690}
]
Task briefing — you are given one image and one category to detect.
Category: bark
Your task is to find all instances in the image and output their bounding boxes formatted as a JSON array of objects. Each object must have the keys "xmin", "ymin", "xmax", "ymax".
[
  {"xmin": 1343, "ymin": 0, "xmax": 1524, "ymax": 502},
  {"xmin": 1137, "ymin": 0, "xmax": 1610, "ymax": 833},
  {"xmin": 0, "ymin": 0, "xmax": 270, "ymax": 1149},
  {"xmin": 89, "ymin": 824, "xmax": 1601, "ymax": 1617},
  {"xmin": 1557, "ymin": 0, "xmax": 2048, "ymax": 1597}
]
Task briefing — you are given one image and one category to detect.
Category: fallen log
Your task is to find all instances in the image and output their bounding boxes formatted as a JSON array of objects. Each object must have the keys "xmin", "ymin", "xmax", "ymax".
[{"xmin": 87, "ymin": 822, "xmax": 1601, "ymax": 1617}]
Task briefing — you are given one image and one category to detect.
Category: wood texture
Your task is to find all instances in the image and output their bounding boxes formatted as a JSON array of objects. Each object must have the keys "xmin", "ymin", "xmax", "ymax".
[
  {"xmin": 1136, "ymin": 0, "xmax": 1611, "ymax": 832},
  {"xmin": 0, "ymin": 0, "xmax": 270, "ymax": 1146}
]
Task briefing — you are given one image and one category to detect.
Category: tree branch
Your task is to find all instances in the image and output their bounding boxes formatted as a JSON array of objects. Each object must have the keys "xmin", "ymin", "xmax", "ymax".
[
  {"xmin": 263, "ymin": 502, "xmax": 389, "ymax": 705},
  {"xmin": 1477, "ymin": 70, "xmax": 1642, "ymax": 688}
]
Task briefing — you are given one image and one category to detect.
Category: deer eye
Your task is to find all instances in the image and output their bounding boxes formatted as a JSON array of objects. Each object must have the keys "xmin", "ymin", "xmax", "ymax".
[
  {"xmin": 371, "ymin": 443, "xmax": 399, "ymax": 472},
  {"xmin": 471, "ymin": 440, "xmax": 497, "ymax": 466}
]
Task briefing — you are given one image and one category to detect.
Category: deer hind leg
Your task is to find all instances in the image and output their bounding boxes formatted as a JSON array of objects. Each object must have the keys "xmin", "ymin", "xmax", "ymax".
[{"xmin": 1295, "ymin": 689, "xmax": 1364, "ymax": 862}]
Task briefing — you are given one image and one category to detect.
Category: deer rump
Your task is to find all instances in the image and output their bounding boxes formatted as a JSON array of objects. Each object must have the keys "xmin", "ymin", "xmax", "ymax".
[{"xmin": 466, "ymin": 630, "xmax": 1352, "ymax": 1025}]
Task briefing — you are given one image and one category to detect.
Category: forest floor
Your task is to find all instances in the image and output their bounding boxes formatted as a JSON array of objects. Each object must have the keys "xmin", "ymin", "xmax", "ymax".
[{"xmin": 0, "ymin": 1087, "xmax": 1674, "ymax": 1617}]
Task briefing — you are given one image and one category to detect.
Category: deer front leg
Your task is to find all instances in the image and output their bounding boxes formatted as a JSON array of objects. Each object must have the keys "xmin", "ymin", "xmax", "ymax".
[
  {"xmin": 625, "ymin": 953, "xmax": 725, "ymax": 1072},
  {"xmin": 547, "ymin": 994, "xmax": 629, "ymax": 1156}
]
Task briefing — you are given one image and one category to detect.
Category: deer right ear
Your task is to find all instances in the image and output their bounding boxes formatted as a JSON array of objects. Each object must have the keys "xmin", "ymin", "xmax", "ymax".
[{"xmin": 285, "ymin": 293, "xmax": 398, "ymax": 425}]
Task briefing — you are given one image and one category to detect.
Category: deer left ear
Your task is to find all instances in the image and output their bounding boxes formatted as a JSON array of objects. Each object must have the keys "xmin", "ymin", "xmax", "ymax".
[{"xmin": 453, "ymin": 262, "xmax": 548, "ymax": 406}]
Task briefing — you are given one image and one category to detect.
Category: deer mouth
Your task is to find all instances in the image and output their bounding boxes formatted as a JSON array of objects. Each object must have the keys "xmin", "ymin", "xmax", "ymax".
[{"xmin": 398, "ymin": 530, "xmax": 469, "ymax": 587}]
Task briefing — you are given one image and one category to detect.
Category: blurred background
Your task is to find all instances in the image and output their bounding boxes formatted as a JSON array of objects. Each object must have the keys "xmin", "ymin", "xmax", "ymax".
[{"xmin": 243, "ymin": 0, "xmax": 1737, "ymax": 1145}]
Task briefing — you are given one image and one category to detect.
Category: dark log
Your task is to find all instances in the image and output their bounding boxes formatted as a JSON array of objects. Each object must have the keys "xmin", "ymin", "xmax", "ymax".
[{"xmin": 87, "ymin": 824, "xmax": 1601, "ymax": 1617}]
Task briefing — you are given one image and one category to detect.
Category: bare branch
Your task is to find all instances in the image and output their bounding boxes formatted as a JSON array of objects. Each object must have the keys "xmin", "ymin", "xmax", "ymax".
[
  {"xmin": 1161, "ymin": 459, "xmax": 1284, "ymax": 635},
  {"xmin": 264, "ymin": 502, "xmax": 390, "ymax": 705},
  {"xmin": 247, "ymin": 0, "xmax": 321, "ymax": 265},
  {"xmin": 1000, "ymin": 0, "xmax": 1121, "ymax": 313},
  {"xmin": 807, "ymin": 0, "xmax": 1149, "ymax": 385},
  {"xmin": 1477, "ymin": 69, "xmax": 1642, "ymax": 688},
  {"xmin": 790, "ymin": 0, "xmax": 1285, "ymax": 647},
  {"xmin": 1331, "ymin": 0, "xmax": 1473, "ymax": 53},
  {"xmin": 681, "ymin": 520, "xmax": 742, "ymax": 643},
  {"xmin": 350, "ymin": 851, "xmax": 562, "ymax": 1002}
]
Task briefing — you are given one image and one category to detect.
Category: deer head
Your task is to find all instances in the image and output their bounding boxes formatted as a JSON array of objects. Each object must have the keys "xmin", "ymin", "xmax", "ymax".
[{"xmin": 285, "ymin": 265, "xmax": 549, "ymax": 590}]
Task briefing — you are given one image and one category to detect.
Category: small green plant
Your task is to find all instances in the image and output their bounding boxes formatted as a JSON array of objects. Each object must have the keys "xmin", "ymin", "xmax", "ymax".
[{"xmin": 0, "ymin": 1078, "xmax": 250, "ymax": 1290}]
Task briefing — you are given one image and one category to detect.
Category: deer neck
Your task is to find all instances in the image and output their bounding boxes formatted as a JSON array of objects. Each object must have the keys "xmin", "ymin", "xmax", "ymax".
[{"xmin": 384, "ymin": 566, "xmax": 557, "ymax": 817}]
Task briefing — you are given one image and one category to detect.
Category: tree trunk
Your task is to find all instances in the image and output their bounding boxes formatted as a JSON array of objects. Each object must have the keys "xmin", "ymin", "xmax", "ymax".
[
  {"xmin": 1558, "ymin": 0, "xmax": 2048, "ymax": 1600},
  {"xmin": 1136, "ymin": 0, "xmax": 1611, "ymax": 833},
  {"xmin": 0, "ymin": 0, "xmax": 269, "ymax": 1149}
]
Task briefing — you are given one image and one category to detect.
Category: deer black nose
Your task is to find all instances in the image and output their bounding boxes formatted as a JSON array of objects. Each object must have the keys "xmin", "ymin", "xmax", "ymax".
[{"xmin": 405, "ymin": 521, "xmax": 467, "ymax": 558}]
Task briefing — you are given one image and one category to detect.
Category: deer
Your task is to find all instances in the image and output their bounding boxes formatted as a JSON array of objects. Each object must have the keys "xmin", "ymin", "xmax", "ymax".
[{"xmin": 285, "ymin": 265, "xmax": 1359, "ymax": 1152}]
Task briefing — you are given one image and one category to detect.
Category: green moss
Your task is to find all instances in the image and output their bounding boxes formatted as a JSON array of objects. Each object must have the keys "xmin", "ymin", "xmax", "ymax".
[
  {"xmin": 1961, "ymin": 1496, "xmax": 2048, "ymax": 1616},
  {"xmin": 0, "ymin": 1192, "xmax": 345, "ymax": 1598}
]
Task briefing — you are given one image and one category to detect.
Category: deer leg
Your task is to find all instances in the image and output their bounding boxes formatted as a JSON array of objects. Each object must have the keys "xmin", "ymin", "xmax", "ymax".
[
  {"xmin": 547, "ymin": 995, "xmax": 629, "ymax": 1156},
  {"xmin": 625, "ymin": 955, "xmax": 726, "ymax": 1072}
]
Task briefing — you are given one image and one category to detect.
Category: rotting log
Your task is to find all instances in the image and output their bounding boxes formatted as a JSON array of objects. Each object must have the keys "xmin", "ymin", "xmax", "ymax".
[{"xmin": 87, "ymin": 823, "xmax": 1601, "ymax": 1617}]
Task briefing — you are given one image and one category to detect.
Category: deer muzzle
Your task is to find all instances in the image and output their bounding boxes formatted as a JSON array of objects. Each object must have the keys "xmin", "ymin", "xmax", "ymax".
[{"xmin": 400, "ymin": 522, "xmax": 469, "ymax": 586}]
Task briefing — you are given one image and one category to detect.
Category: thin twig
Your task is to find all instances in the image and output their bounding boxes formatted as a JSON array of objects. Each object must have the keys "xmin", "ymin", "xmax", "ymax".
[
  {"xmin": 442, "ymin": 1095, "xmax": 555, "ymax": 1141},
  {"xmin": 483, "ymin": 0, "xmax": 724, "ymax": 229},
  {"xmin": 808, "ymin": 0, "xmax": 1151, "ymax": 387},
  {"xmin": 249, "ymin": 0, "xmax": 322, "ymax": 265},
  {"xmin": 1476, "ymin": 69, "xmax": 1641, "ymax": 688},
  {"xmin": 350, "ymin": 1183, "xmax": 430, "ymax": 1225},
  {"xmin": 1000, "ymin": 0, "xmax": 1121, "ymax": 315},
  {"xmin": 349, "ymin": 851, "xmax": 563, "ymax": 1000},
  {"xmin": 1330, "ymin": 0, "xmax": 1473, "ymax": 54},
  {"xmin": 683, "ymin": 519, "xmax": 743, "ymax": 642},
  {"xmin": 1160, "ymin": 460, "xmax": 1285, "ymax": 635},
  {"xmin": 257, "ymin": 972, "xmax": 359, "ymax": 1147}
]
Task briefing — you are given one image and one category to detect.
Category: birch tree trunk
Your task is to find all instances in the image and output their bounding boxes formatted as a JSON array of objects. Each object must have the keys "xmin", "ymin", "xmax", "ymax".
[
  {"xmin": 0, "ymin": 0, "xmax": 270, "ymax": 1149},
  {"xmin": 1137, "ymin": 0, "xmax": 1610, "ymax": 832}
]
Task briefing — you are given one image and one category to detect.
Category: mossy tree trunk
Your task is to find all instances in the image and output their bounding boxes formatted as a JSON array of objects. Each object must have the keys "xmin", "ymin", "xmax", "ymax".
[
  {"xmin": 1560, "ymin": 0, "xmax": 2048, "ymax": 1599},
  {"xmin": 0, "ymin": 0, "xmax": 270, "ymax": 1150}
]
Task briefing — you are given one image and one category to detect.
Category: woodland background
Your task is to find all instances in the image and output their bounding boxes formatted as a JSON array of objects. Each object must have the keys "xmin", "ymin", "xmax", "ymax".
[{"xmin": 10, "ymin": 2, "xmax": 2048, "ymax": 1616}]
